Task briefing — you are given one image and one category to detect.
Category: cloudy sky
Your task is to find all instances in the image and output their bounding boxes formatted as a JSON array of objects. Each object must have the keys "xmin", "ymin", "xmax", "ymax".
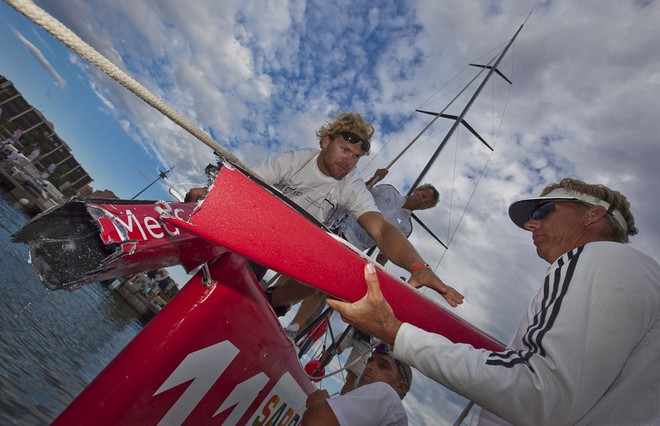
[{"xmin": 2, "ymin": 0, "xmax": 659, "ymax": 424}]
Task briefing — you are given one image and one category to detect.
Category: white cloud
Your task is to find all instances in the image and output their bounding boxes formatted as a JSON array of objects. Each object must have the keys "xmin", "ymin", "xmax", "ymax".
[{"xmin": 11, "ymin": 26, "xmax": 66, "ymax": 88}]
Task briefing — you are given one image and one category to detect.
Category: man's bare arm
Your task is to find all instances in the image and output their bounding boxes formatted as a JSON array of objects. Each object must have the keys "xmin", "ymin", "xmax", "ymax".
[
  {"xmin": 301, "ymin": 389, "xmax": 340, "ymax": 426},
  {"xmin": 357, "ymin": 211, "xmax": 464, "ymax": 306}
]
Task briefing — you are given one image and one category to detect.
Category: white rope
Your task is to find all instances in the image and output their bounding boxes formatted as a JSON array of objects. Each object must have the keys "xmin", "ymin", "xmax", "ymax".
[{"xmin": 6, "ymin": 0, "xmax": 247, "ymax": 170}]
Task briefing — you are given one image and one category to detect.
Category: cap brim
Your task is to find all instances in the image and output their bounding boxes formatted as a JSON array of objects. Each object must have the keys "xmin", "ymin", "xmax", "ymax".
[{"xmin": 508, "ymin": 195, "xmax": 579, "ymax": 229}]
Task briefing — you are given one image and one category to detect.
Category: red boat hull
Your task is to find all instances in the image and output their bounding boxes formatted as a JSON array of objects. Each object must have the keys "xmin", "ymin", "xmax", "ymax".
[{"xmin": 54, "ymin": 252, "xmax": 313, "ymax": 425}]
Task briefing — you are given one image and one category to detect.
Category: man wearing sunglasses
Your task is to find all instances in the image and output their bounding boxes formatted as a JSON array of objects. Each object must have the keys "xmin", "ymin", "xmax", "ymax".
[
  {"xmin": 260, "ymin": 112, "xmax": 463, "ymax": 316},
  {"xmin": 185, "ymin": 112, "xmax": 461, "ymax": 308},
  {"xmin": 328, "ymin": 178, "xmax": 660, "ymax": 425},
  {"xmin": 301, "ymin": 342, "xmax": 412, "ymax": 425}
]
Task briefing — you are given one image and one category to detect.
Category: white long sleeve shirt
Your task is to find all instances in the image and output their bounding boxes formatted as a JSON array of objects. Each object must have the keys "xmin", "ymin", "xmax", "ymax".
[{"xmin": 394, "ymin": 241, "xmax": 660, "ymax": 425}]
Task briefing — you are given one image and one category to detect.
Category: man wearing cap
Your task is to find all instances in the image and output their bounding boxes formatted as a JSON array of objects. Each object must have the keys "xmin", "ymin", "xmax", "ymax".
[
  {"xmin": 301, "ymin": 342, "xmax": 412, "ymax": 425},
  {"xmin": 328, "ymin": 178, "xmax": 660, "ymax": 425}
]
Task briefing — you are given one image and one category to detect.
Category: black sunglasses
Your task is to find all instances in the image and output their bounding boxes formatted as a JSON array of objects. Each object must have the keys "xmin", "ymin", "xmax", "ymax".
[
  {"xmin": 530, "ymin": 201, "xmax": 557, "ymax": 221},
  {"xmin": 531, "ymin": 199, "xmax": 596, "ymax": 221},
  {"xmin": 335, "ymin": 131, "xmax": 370, "ymax": 153}
]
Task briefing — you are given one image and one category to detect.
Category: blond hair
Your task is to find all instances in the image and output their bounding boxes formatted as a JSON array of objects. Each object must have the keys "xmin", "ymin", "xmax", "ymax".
[
  {"xmin": 316, "ymin": 112, "xmax": 375, "ymax": 148},
  {"xmin": 541, "ymin": 178, "xmax": 638, "ymax": 243}
]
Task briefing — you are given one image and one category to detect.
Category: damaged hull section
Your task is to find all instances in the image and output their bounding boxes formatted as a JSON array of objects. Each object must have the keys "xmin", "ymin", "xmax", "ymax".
[{"xmin": 12, "ymin": 197, "xmax": 225, "ymax": 290}]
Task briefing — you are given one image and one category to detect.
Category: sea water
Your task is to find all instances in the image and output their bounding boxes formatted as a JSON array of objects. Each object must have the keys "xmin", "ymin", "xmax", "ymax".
[{"xmin": 0, "ymin": 195, "xmax": 146, "ymax": 425}]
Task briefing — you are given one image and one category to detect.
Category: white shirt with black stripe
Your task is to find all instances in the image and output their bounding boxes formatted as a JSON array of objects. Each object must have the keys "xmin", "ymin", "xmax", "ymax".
[{"xmin": 394, "ymin": 241, "xmax": 660, "ymax": 425}]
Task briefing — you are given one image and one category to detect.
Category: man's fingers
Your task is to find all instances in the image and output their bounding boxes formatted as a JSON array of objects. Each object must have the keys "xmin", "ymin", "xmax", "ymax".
[
  {"xmin": 451, "ymin": 288, "xmax": 465, "ymax": 301},
  {"xmin": 326, "ymin": 264, "xmax": 381, "ymax": 321},
  {"xmin": 408, "ymin": 269, "xmax": 465, "ymax": 307},
  {"xmin": 363, "ymin": 263, "xmax": 384, "ymax": 299},
  {"xmin": 446, "ymin": 286, "xmax": 465, "ymax": 307},
  {"xmin": 327, "ymin": 263, "xmax": 380, "ymax": 310}
]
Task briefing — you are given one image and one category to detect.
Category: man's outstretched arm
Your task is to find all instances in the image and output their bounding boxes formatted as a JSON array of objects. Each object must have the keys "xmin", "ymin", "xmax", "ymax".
[{"xmin": 357, "ymin": 211, "xmax": 463, "ymax": 307}]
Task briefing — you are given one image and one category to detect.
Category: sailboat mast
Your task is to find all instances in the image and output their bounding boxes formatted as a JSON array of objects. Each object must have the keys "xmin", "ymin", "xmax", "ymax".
[{"xmin": 406, "ymin": 22, "xmax": 525, "ymax": 195}]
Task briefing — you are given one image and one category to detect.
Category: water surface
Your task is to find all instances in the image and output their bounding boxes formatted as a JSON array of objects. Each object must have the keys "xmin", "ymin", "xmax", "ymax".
[{"xmin": 0, "ymin": 195, "xmax": 146, "ymax": 425}]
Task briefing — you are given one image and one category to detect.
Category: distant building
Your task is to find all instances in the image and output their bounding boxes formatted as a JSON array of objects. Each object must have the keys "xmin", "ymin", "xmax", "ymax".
[
  {"xmin": 0, "ymin": 75, "xmax": 93, "ymax": 196},
  {"xmin": 89, "ymin": 189, "xmax": 119, "ymax": 199}
]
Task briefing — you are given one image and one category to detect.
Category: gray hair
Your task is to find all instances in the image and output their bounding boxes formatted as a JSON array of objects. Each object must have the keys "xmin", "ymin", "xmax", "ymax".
[{"xmin": 540, "ymin": 178, "xmax": 637, "ymax": 243}]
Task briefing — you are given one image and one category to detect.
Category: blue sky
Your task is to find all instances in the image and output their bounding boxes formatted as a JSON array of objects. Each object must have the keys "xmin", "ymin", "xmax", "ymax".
[
  {"xmin": 2, "ymin": 0, "xmax": 660, "ymax": 424},
  {"xmin": 1, "ymin": 17, "xmax": 171, "ymax": 200}
]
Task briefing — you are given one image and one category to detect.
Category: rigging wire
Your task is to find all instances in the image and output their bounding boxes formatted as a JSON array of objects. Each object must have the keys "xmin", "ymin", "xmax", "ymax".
[
  {"xmin": 360, "ymin": 36, "xmax": 519, "ymax": 270},
  {"xmin": 361, "ymin": 55, "xmax": 487, "ymax": 174},
  {"xmin": 432, "ymin": 41, "xmax": 516, "ymax": 270},
  {"xmin": 351, "ymin": 36, "xmax": 520, "ymax": 288},
  {"xmin": 452, "ymin": 13, "xmax": 533, "ymax": 424},
  {"xmin": 361, "ymin": 38, "xmax": 508, "ymax": 176}
]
